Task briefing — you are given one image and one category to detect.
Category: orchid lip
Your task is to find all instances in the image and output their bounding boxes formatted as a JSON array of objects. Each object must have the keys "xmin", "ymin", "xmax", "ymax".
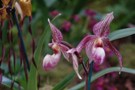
[
  {"xmin": 43, "ymin": 52, "xmax": 61, "ymax": 71},
  {"xmin": 92, "ymin": 47, "xmax": 105, "ymax": 64}
]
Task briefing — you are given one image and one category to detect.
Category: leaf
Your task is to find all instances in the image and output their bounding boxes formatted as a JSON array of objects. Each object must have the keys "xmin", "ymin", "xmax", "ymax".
[
  {"xmin": 53, "ymin": 72, "xmax": 75, "ymax": 90},
  {"xmin": 27, "ymin": 21, "xmax": 50, "ymax": 90},
  {"xmin": 27, "ymin": 64, "xmax": 37, "ymax": 90},
  {"xmin": 69, "ymin": 67, "xmax": 135, "ymax": 90},
  {"xmin": 109, "ymin": 28, "xmax": 135, "ymax": 41},
  {"xmin": 27, "ymin": 1, "xmax": 49, "ymax": 90},
  {"xmin": 2, "ymin": 76, "xmax": 23, "ymax": 90}
]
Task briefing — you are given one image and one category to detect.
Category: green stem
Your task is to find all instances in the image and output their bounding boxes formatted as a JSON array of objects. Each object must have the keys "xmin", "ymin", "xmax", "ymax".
[
  {"xmin": 87, "ymin": 61, "xmax": 94, "ymax": 90},
  {"xmin": 11, "ymin": 8, "xmax": 30, "ymax": 71}
]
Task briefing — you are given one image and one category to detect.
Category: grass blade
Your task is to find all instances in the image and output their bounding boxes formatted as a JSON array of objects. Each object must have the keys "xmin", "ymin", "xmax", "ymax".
[{"xmin": 69, "ymin": 67, "xmax": 135, "ymax": 90}]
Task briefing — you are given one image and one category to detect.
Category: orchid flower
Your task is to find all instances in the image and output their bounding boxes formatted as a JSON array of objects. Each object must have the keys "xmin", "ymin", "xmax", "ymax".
[
  {"xmin": 0, "ymin": 0, "xmax": 32, "ymax": 22},
  {"xmin": 68, "ymin": 12, "xmax": 122, "ymax": 70},
  {"xmin": 19, "ymin": 0, "xmax": 32, "ymax": 17},
  {"xmin": 42, "ymin": 19, "xmax": 82, "ymax": 79},
  {"xmin": 0, "ymin": 0, "xmax": 10, "ymax": 22}
]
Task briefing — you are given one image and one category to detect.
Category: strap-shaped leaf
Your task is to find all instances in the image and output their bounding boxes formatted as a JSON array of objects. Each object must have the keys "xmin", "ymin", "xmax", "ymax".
[
  {"xmin": 109, "ymin": 28, "xmax": 135, "ymax": 41},
  {"xmin": 69, "ymin": 67, "xmax": 135, "ymax": 90},
  {"xmin": 2, "ymin": 76, "xmax": 23, "ymax": 90},
  {"xmin": 27, "ymin": 0, "xmax": 49, "ymax": 90}
]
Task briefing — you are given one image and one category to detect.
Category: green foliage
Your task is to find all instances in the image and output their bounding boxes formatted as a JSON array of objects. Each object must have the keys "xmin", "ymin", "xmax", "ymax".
[
  {"xmin": 109, "ymin": 28, "xmax": 135, "ymax": 41},
  {"xmin": 53, "ymin": 72, "xmax": 75, "ymax": 90},
  {"xmin": 1, "ymin": 76, "xmax": 23, "ymax": 90},
  {"xmin": 1, "ymin": 0, "xmax": 135, "ymax": 90},
  {"xmin": 27, "ymin": 0, "xmax": 49, "ymax": 90},
  {"xmin": 69, "ymin": 67, "xmax": 135, "ymax": 90}
]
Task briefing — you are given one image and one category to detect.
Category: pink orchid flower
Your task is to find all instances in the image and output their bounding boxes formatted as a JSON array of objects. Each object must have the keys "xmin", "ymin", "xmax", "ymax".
[
  {"xmin": 68, "ymin": 12, "xmax": 122, "ymax": 69},
  {"xmin": 42, "ymin": 19, "xmax": 82, "ymax": 79}
]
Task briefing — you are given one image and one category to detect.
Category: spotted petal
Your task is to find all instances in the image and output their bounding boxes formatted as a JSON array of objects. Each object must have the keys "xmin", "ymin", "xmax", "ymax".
[
  {"xmin": 60, "ymin": 44, "xmax": 82, "ymax": 79},
  {"xmin": 72, "ymin": 54, "xmax": 82, "ymax": 79},
  {"xmin": 104, "ymin": 38, "xmax": 122, "ymax": 70},
  {"xmin": 93, "ymin": 12, "xmax": 114, "ymax": 37},
  {"xmin": 76, "ymin": 35, "xmax": 96, "ymax": 53},
  {"xmin": 59, "ymin": 43, "xmax": 71, "ymax": 61},
  {"xmin": 48, "ymin": 19, "xmax": 63, "ymax": 42},
  {"xmin": 85, "ymin": 40, "xmax": 94, "ymax": 63}
]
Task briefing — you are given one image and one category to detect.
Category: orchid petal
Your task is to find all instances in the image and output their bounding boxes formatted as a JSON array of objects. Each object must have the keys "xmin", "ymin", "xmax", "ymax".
[
  {"xmin": 59, "ymin": 43, "xmax": 71, "ymax": 61},
  {"xmin": 72, "ymin": 54, "xmax": 82, "ymax": 79},
  {"xmin": 19, "ymin": 0, "xmax": 32, "ymax": 17},
  {"xmin": 15, "ymin": 2, "xmax": 23, "ymax": 20},
  {"xmin": 60, "ymin": 44, "xmax": 82, "ymax": 79},
  {"xmin": 43, "ymin": 52, "xmax": 61, "ymax": 71},
  {"xmin": 48, "ymin": 19, "xmax": 63, "ymax": 42},
  {"xmin": 104, "ymin": 44, "xmax": 114, "ymax": 56},
  {"xmin": 92, "ymin": 47, "xmax": 105, "ymax": 64},
  {"xmin": 48, "ymin": 42, "xmax": 53, "ymax": 47},
  {"xmin": 93, "ymin": 12, "xmax": 114, "ymax": 37},
  {"xmin": 1, "ymin": 0, "xmax": 10, "ymax": 6},
  {"xmin": 67, "ymin": 48, "xmax": 77, "ymax": 54},
  {"xmin": 104, "ymin": 38, "xmax": 122, "ymax": 70},
  {"xmin": 76, "ymin": 35, "xmax": 96, "ymax": 53},
  {"xmin": 0, "ymin": 8, "xmax": 7, "ymax": 20},
  {"xmin": 85, "ymin": 37, "xmax": 106, "ymax": 64},
  {"xmin": 85, "ymin": 40, "xmax": 94, "ymax": 63}
]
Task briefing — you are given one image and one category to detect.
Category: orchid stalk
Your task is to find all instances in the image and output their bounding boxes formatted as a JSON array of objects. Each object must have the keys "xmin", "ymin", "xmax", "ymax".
[{"xmin": 88, "ymin": 61, "xmax": 94, "ymax": 90}]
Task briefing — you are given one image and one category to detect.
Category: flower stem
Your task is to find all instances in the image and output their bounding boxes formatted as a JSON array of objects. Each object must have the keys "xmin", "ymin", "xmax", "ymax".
[
  {"xmin": 87, "ymin": 61, "xmax": 94, "ymax": 90},
  {"xmin": 82, "ymin": 61, "xmax": 88, "ymax": 75},
  {"xmin": 11, "ymin": 8, "xmax": 30, "ymax": 71}
]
